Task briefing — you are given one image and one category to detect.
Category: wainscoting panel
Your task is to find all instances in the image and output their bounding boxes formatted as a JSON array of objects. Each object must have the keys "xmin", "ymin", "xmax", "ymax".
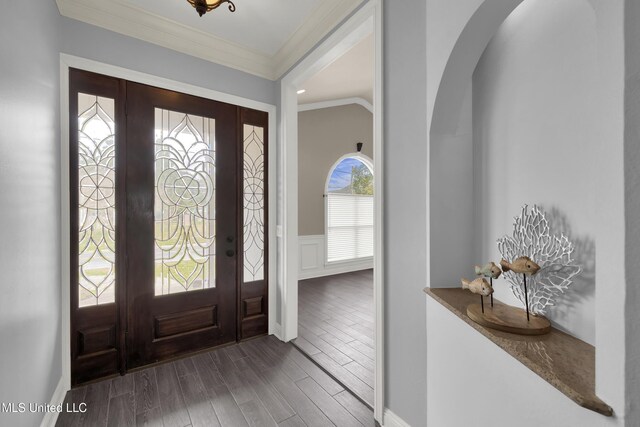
[{"xmin": 298, "ymin": 235, "xmax": 373, "ymax": 279}]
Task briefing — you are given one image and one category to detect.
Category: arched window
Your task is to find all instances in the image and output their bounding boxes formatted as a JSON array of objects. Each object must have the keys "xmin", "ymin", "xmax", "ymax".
[{"xmin": 325, "ymin": 155, "xmax": 374, "ymax": 263}]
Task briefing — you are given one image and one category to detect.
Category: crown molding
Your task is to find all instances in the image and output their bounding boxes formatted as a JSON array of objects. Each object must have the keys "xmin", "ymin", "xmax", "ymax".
[
  {"xmin": 56, "ymin": 0, "xmax": 364, "ymax": 81},
  {"xmin": 57, "ymin": 0, "xmax": 272, "ymax": 78},
  {"xmin": 272, "ymin": 0, "xmax": 363, "ymax": 78},
  {"xmin": 298, "ymin": 97, "xmax": 373, "ymax": 113}
]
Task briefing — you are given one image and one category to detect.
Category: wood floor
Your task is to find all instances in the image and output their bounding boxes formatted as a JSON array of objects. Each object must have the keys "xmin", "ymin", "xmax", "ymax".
[
  {"xmin": 56, "ymin": 336, "xmax": 374, "ymax": 427},
  {"xmin": 293, "ymin": 270, "xmax": 374, "ymax": 407}
]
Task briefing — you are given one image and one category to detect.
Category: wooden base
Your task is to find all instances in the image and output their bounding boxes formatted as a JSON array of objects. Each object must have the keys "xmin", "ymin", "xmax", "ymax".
[{"xmin": 467, "ymin": 301, "xmax": 551, "ymax": 336}]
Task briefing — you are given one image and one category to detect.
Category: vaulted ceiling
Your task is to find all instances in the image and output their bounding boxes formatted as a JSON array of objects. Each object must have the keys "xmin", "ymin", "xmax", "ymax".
[{"xmin": 56, "ymin": 0, "xmax": 364, "ymax": 80}]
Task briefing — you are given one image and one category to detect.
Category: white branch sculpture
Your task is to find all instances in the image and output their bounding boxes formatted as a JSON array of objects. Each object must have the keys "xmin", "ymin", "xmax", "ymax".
[{"xmin": 497, "ymin": 205, "xmax": 581, "ymax": 315}]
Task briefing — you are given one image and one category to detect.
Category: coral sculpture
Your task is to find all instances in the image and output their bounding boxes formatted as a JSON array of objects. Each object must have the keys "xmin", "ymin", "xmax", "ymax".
[{"xmin": 497, "ymin": 205, "xmax": 581, "ymax": 315}]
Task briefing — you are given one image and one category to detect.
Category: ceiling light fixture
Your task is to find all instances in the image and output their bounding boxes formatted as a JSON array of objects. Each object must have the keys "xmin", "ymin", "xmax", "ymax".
[
  {"xmin": 187, "ymin": 0, "xmax": 236, "ymax": 17},
  {"xmin": 297, "ymin": 89, "xmax": 306, "ymax": 95}
]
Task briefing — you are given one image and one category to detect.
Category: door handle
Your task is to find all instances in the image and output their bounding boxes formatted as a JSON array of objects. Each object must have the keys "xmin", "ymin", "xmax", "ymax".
[{"xmin": 226, "ymin": 249, "xmax": 235, "ymax": 257}]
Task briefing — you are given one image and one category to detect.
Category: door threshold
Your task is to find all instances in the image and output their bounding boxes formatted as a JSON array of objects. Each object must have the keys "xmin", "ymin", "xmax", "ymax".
[
  {"xmin": 125, "ymin": 339, "xmax": 248, "ymax": 376},
  {"xmin": 290, "ymin": 341, "xmax": 374, "ymax": 411}
]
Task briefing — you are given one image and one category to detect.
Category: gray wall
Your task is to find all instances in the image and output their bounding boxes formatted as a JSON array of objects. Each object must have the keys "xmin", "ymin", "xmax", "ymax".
[
  {"xmin": 429, "ymin": 84, "xmax": 474, "ymax": 289},
  {"xmin": 58, "ymin": 16, "xmax": 278, "ymax": 106},
  {"xmin": 383, "ymin": 1, "xmax": 428, "ymax": 426},
  {"xmin": 0, "ymin": 2, "xmax": 61, "ymax": 427},
  {"xmin": 298, "ymin": 104, "xmax": 373, "ymax": 236},
  {"xmin": 625, "ymin": 0, "xmax": 640, "ymax": 421}
]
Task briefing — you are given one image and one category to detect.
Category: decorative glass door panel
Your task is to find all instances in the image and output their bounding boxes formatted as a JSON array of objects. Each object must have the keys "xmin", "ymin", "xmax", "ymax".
[{"xmin": 154, "ymin": 109, "xmax": 216, "ymax": 295}]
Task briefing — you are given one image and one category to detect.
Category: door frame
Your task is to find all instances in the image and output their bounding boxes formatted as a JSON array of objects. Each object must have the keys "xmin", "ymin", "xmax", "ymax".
[
  {"xmin": 279, "ymin": 0, "xmax": 384, "ymax": 421},
  {"xmin": 59, "ymin": 53, "xmax": 277, "ymax": 391}
]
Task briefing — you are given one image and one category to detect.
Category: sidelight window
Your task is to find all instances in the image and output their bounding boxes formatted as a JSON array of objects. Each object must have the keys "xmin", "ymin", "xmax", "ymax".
[
  {"xmin": 77, "ymin": 93, "xmax": 117, "ymax": 307},
  {"xmin": 243, "ymin": 124, "xmax": 265, "ymax": 283}
]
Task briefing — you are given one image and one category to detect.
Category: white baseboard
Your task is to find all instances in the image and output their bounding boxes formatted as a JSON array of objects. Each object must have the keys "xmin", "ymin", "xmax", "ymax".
[
  {"xmin": 299, "ymin": 235, "xmax": 373, "ymax": 280},
  {"xmin": 383, "ymin": 408, "xmax": 411, "ymax": 427},
  {"xmin": 272, "ymin": 322, "xmax": 284, "ymax": 341},
  {"xmin": 40, "ymin": 376, "xmax": 67, "ymax": 427}
]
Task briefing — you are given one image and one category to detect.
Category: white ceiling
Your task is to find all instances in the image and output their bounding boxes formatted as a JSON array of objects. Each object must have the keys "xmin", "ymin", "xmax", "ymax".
[
  {"xmin": 124, "ymin": 0, "xmax": 322, "ymax": 56},
  {"xmin": 56, "ymin": 0, "xmax": 363, "ymax": 79},
  {"xmin": 298, "ymin": 33, "xmax": 373, "ymax": 105}
]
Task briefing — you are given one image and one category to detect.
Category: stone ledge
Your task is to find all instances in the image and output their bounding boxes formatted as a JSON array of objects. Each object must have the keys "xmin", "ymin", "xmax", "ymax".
[{"xmin": 424, "ymin": 287, "xmax": 613, "ymax": 416}]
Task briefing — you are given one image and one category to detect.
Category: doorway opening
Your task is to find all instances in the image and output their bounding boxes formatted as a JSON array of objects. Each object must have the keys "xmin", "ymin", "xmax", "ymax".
[
  {"xmin": 296, "ymin": 146, "xmax": 375, "ymax": 405},
  {"xmin": 279, "ymin": 1, "xmax": 382, "ymax": 415},
  {"xmin": 68, "ymin": 68, "xmax": 269, "ymax": 385}
]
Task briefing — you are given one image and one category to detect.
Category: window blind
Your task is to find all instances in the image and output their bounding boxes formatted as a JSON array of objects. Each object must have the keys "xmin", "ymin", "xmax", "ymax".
[{"xmin": 327, "ymin": 193, "xmax": 374, "ymax": 262}]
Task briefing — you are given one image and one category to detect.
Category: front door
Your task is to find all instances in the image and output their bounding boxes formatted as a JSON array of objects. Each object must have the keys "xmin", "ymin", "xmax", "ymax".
[
  {"xmin": 125, "ymin": 82, "xmax": 238, "ymax": 369},
  {"xmin": 69, "ymin": 69, "xmax": 268, "ymax": 385}
]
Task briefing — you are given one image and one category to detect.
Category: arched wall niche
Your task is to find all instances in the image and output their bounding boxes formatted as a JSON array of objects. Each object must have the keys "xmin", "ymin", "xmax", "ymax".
[
  {"xmin": 429, "ymin": 0, "xmax": 524, "ymax": 137},
  {"xmin": 428, "ymin": 0, "xmax": 524, "ymax": 292},
  {"xmin": 472, "ymin": 0, "xmax": 599, "ymax": 345},
  {"xmin": 426, "ymin": 0, "xmax": 627, "ymax": 419}
]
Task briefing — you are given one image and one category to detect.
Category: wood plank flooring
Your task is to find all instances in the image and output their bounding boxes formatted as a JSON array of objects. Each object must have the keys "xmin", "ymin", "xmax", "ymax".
[
  {"xmin": 293, "ymin": 270, "xmax": 374, "ymax": 407},
  {"xmin": 56, "ymin": 336, "xmax": 374, "ymax": 427}
]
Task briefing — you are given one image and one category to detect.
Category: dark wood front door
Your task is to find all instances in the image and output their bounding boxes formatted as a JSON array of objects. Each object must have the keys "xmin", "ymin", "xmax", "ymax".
[
  {"xmin": 125, "ymin": 82, "xmax": 238, "ymax": 369},
  {"xmin": 69, "ymin": 69, "xmax": 268, "ymax": 385}
]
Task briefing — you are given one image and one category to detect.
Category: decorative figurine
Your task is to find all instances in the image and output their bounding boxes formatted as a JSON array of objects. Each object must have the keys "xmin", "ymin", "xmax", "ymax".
[
  {"xmin": 475, "ymin": 262, "xmax": 502, "ymax": 279},
  {"xmin": 461, "ymin": 277, "xmax": 494, "ymax": 296},
  {"xmin": 475, "ymin": 262, "xmax": 502, "ymax": 307},
  {"xmin": 461, "ymin": 277, "xmax": 494, "ymax": 313},
  {"xmin": 464, "ymin": 205, "xmax": 580, "ymax": 336},
  {"xmin": 497, "ymin": 205, "xmax": 582, "ymax": 317},
  {"xmin": 500, "ymin": 256, "xmax": 540, "ymax": 321},
  {"xmin": 499, "ymin": 257, "xmax": 540, "ymax": 275}
]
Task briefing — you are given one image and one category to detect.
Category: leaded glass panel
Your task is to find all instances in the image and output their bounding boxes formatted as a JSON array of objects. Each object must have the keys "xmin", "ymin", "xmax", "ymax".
[
  {"xmin": 243, "ymin": 124, "xmax": 265, "ymax": 283},
  {"xmin": 154, "ymin": 108, "xmax": 216, "ymax": 296},
  {"xmin": 78, "ymin": 93, "xmax": 116, "ymax": 307}
]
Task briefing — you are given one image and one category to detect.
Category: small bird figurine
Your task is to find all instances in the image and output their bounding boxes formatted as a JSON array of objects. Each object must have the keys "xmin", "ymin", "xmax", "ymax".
[
  {"xmin": 475, "ymin": 262, "xmax": 502, "ymax": 279},
  {"xmin": 500, "ymin": 256, "xmax": 541, "ymax": 275},
  {"xmin": 461, "ymin": 277, "xmax": 494, "ymax": 296}
]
